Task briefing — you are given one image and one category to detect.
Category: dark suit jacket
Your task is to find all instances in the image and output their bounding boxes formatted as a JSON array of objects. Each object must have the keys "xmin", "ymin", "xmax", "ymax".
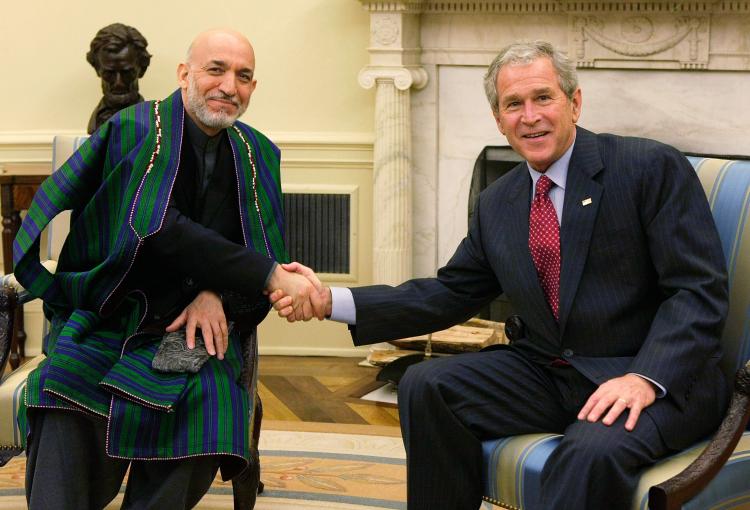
[
  {"xmin": 132, "ymin": 132, "xmax": 273, "ymax": 330},
  {"xmin": 350, "ymin": 127, "xmax": 729, "ymax": 449}
]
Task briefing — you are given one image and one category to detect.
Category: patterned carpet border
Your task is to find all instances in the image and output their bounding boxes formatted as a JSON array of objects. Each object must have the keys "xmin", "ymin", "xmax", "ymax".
[{"xmin": 0, "ymin": 423, "xmax": 407, "ymax": 510}]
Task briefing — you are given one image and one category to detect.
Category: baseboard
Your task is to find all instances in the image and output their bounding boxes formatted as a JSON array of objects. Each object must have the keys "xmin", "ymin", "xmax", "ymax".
[{"xmin": 258, "ymin": 345, "xmax": 369, "ymax": 357}]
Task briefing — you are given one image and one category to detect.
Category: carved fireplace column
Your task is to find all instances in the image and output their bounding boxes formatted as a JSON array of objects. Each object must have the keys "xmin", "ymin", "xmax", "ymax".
[{"xmin": 358, "ymin": 2, "xmax": 427, "ymax": 285}]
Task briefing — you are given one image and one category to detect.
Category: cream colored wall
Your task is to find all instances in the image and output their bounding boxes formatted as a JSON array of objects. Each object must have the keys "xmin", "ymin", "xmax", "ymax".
[
  {"xmin": 1, "ymin": 0, "xmax": 375, "ymax": 357},
  {"xmin": 1, "ymin": 0, "xmax": 373, "ymax": 134},
  {"xmin": 260, "ymin": 144, "xmax": 374, "ymax": 357}
]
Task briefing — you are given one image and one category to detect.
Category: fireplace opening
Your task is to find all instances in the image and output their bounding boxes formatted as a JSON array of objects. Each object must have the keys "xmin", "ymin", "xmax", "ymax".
[{"xmin": 469, "ymin": 146, "xmax": 524, "ymax": 323}]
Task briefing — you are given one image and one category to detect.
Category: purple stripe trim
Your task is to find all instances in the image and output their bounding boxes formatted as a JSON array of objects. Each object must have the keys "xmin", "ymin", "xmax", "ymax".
[
  {"xmin": 53, "ymin": 344, "xmax": 116, "ymax": 375},
  {"xmin": 108, "ymin": 397, "xmax": 124, "ymax": 449},
  {"xmin": 229, "ymin": 135, "xmax": 252, "ymax": 251},
  {"xmin": 101, "ymin": 371, "xmax": 185, "ymax": 403},
  {"xmin": 66, "ymin": 150, "xmax": 86, "ymax": 176},
  {"xmin": 127, "ymin": 349, "xmax": 158, "ymax": 366},
  {"xmin": 132, "ymin": 101, "xmax": 148, "ymax": 140},
  {"xmin": 227, "ymin": 340, "xmax": 244, "ymax": 447},
  {"xmin": 230, "ymin": 125, "xmax": 284, "ymax": 259},
  {"xmin": 49, "ymin": 169, "xmax": 79, "ymax": 199},
  {"xmin": 95, "ymin": 195, "xmax": 107, "ymax": 252},
  {"xmin": 136, "ymin": 102, "xmax": 150, "ymax": 141},
  {"xmin": 230, "ymin": 361, "xmax": 242, "ymax": 447},
  {"xmin": 201, "ymin": 366, "xmax": 218, "ymax": 445},
  {"xmin": 242, "ymin": 127, "xmax": 284, "ymax": 225},
  {"xmin": 60, "ymin": 318, "xmax": 90, "ymax": 335},
  {"xmin": 46, "ymin": 364, "xmax": 111, "ymax": 408},
  {"xmin": 35, "ymin": 184, "xmax": 59, "ymax": 211},
  {"xmin": 255, "ymin": 158, "xmax": 286, "ymax": 246},
  {"xmin": 56, "ymin": 329, "xmax": 122, "ymax": 349},
  {"xmin": 178, "ymin": 387, "xmax": 190, "ymax": 456},
  {"xmin": 149, "ymin": 93, "xmax": 184, "ymax": 234},
  {"xmin": 116, "ymin": 444, "xmax": 245, "ymax": 458},
  {"xmin": 126, "ymin": 103, "xmax": 157, "ymax": 240},
  {"xmin": 109, "ymin": 110, "xmax": 123, "ymax": 164},
  {"xmin": 16, "ymin": 218, "xmax": 43, "ymax": 248}
]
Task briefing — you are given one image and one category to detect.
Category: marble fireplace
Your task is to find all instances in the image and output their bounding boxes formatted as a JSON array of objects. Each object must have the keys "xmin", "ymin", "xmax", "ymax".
[{"xmin": 356, "ymin": 0, "xmax": 750, "ymax": 281}]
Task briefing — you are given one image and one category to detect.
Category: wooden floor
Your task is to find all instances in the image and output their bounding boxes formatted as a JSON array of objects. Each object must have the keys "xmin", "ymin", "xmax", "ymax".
[
  {"xmin": 258, "ymin": 355, "xmax": 400, "ymax": 426},
  {"xmin": 3, "ymin": 354, "xmax": 400, "ymax": 426}
]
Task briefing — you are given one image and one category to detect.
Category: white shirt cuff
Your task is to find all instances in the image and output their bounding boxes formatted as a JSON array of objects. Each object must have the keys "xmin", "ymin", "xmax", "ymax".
[
  {"xmin": 630, "ymin": 373, "xmax": 667, "ymax": 398},
  {"xmin": 329, "ymin": 287, "xmax": 356, "ymax": 324}
]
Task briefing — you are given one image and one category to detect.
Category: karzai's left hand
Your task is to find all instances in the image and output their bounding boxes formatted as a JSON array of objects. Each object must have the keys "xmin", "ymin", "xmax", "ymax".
[{"xmin": 166, "ymin": 290, "xmax": 228, "ymax": 360}]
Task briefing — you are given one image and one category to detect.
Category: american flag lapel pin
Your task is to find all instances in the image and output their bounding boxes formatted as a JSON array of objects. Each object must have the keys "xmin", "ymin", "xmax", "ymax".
[{"xmin": 581, "ymin": 197, "xmax": 593, "ymax": 206}]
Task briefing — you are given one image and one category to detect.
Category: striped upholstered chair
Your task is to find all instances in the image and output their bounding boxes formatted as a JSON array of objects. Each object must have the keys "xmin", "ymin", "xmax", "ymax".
[
  {"xmin": 0, "ymin": 135, "xmax": 83, "ymax": 463},
  {"xmin": 481, "ymin": 156, "xmax": 750, "ymax": 510}
]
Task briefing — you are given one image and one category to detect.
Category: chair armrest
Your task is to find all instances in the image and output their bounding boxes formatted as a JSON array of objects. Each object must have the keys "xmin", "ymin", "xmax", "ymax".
[
  {"xmin": 0, "ymin": 286, "xmax": 18, "ymax": 377},
  {"xmin": 0, "ymin": 261, "xmax": 55, "ymax": 373},
  {"xmin": 648, "ymin": 360, "xmax": 750, "ymax": 510},
  {"xmin": 0, "ymin": 260, "xmax": 56, "ymax": 307}
]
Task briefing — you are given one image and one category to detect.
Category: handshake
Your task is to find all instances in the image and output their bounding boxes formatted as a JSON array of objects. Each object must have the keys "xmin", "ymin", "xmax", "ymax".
[{"xmin": 266, "ymin": 262, "xmax": 331, "ymax": 322}]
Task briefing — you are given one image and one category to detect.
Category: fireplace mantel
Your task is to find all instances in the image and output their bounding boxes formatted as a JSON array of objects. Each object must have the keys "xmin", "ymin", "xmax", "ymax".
[
  {"xmin": 358, "ymin": 0, "xmax": 750, "ymax": 278},
  {"xmin": 361, "ymin": 1, "xmax": 750, "ymax": 15}
]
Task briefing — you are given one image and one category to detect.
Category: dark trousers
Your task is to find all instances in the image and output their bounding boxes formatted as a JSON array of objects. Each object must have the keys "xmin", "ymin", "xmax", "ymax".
[
  {"xmin": 26, "ymin": 409, "xmax": 220, "ymax": 510},
  {"xmin": 397, "ymin": 348, "xmax": 671, "ymax": 510}
]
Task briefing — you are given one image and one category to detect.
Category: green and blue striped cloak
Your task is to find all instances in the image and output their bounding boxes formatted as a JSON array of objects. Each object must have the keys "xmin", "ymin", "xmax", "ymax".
[{"xmin": 13, "ymin": 90, "xmax": 287, "ymax": 477}]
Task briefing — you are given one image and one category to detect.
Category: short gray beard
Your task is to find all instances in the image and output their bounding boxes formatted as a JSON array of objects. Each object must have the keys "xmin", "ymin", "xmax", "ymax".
[{"xmin": 186, "ymin": 75, "xmax": 247, "ymax": 130}]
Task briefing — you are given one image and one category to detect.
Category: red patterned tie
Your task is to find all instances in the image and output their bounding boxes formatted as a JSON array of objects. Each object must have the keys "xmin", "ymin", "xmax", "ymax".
[{"xmin": 529, "ymin": 175, "xmax": 560, "ymax": 321}]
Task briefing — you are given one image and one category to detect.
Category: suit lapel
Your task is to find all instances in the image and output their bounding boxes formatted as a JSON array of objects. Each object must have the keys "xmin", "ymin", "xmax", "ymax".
[
  {"xmin": 503, "ymin": 167, "xmax": 561, "ymax": 336},
  {"xmin": 558, "ymin": 127, "xmax": 604, "ymax": 335}
]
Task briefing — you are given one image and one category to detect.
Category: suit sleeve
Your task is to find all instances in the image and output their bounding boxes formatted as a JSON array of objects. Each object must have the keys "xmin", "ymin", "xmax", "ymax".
[
  {"xmin": 350, "ymin": 193, "xmax": 502, "ymax": 345},
  {"xmin": 628, "ymin": 145, "xmax": 728, "ymax": 395},
  {"xmin": 146, "ymin": 205, "xmax": 276, "ymax": 296}
]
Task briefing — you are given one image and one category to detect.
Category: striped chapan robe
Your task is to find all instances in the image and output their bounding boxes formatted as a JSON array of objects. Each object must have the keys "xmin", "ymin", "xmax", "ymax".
[{"xmin": 13, "ymin": 89, "xmax": 288, "ymax": 479}]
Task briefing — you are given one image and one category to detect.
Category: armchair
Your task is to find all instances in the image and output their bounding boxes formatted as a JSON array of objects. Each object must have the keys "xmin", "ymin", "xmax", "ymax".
[
  {"xmin": 0, "ymin": 136, "xmax": 264, "ymax": 509},
  {"xmin": 481, "ymin": 156, "xmax": 750, "ymax": 510},
  {"xmin": 0, "ymin": 135, "xmax": 83, "ymax": 466}
]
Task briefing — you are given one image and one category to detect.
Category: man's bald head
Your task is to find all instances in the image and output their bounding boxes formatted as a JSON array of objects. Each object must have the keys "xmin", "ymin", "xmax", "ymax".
[
  {"xmin": 185, "ymin": 29, "xmax": 255, "ymax": 67},
  {"xmin": 178, "ymin": 29, "xmax": 257, "ymax": 135}
]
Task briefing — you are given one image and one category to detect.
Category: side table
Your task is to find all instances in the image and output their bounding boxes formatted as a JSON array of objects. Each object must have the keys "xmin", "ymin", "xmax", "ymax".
[{"xmin": 0, "ymin": 175, "xmax": 46, "ymax": 369}]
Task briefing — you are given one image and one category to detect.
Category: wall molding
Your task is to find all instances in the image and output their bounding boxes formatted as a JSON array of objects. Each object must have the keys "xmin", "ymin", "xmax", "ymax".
[
  {"xmin": 270, "ymin": 131, "xmax": 374, "ymax": 169},
  {"xmin": 0, "ymin": 130, "xmax": 84, "ymax": 166},
  {"xmin": 0, "ymin": 130, "xmax": 374, "ymax": 170}
]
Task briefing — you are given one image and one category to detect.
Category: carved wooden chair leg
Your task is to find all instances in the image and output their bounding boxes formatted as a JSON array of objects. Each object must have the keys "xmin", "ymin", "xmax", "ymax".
[
  {"xmin": 232, "ymin": 447, "xmax": 261, "ymax": 510},
  {"xmin": 0, "ymin": 286, "xmax": 18, "ymax": 377},
  {"xmin": 232, "ymin": 397, "xmax": 264, "ymax": 510},
  {"xmin": 648, "ymin": 362, "xmax": 750, "ymax": 510},
  {"xmin": 254, "ymin": 397, "xmax": 264, "ymax": 494},
  {"xmin": 0, "ymin": 287, "xmax": 21, "ymax": 467}
]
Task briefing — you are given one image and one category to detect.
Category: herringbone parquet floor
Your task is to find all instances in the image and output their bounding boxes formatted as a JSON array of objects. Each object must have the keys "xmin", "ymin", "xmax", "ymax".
[{"xmin": 258, "ymin": 355, "xmax": 400, "ymax": 426}]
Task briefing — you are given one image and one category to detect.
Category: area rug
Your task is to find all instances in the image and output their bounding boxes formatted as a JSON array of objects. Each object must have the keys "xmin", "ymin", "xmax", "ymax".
[{"xmin": 0, "ymin": 421, "xmax": 407, "ymax": 510}]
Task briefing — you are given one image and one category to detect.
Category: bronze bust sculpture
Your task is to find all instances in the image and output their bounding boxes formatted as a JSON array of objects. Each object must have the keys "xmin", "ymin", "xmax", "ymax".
[{"xmin": 86, "ymin": 23, "xmax": 152, "ymax": 134}]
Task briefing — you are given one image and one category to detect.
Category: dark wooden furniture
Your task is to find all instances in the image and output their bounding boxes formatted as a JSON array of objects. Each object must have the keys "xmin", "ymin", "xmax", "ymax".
[{"xmin": 0, "ymin": 175, "xmax": 46, "ymax": 369}]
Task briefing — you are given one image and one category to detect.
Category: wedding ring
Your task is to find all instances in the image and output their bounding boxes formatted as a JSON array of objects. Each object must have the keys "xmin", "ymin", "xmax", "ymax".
[{"xmin": 617, "ymin": 398, "xmax": 629, "ymax": 405}]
